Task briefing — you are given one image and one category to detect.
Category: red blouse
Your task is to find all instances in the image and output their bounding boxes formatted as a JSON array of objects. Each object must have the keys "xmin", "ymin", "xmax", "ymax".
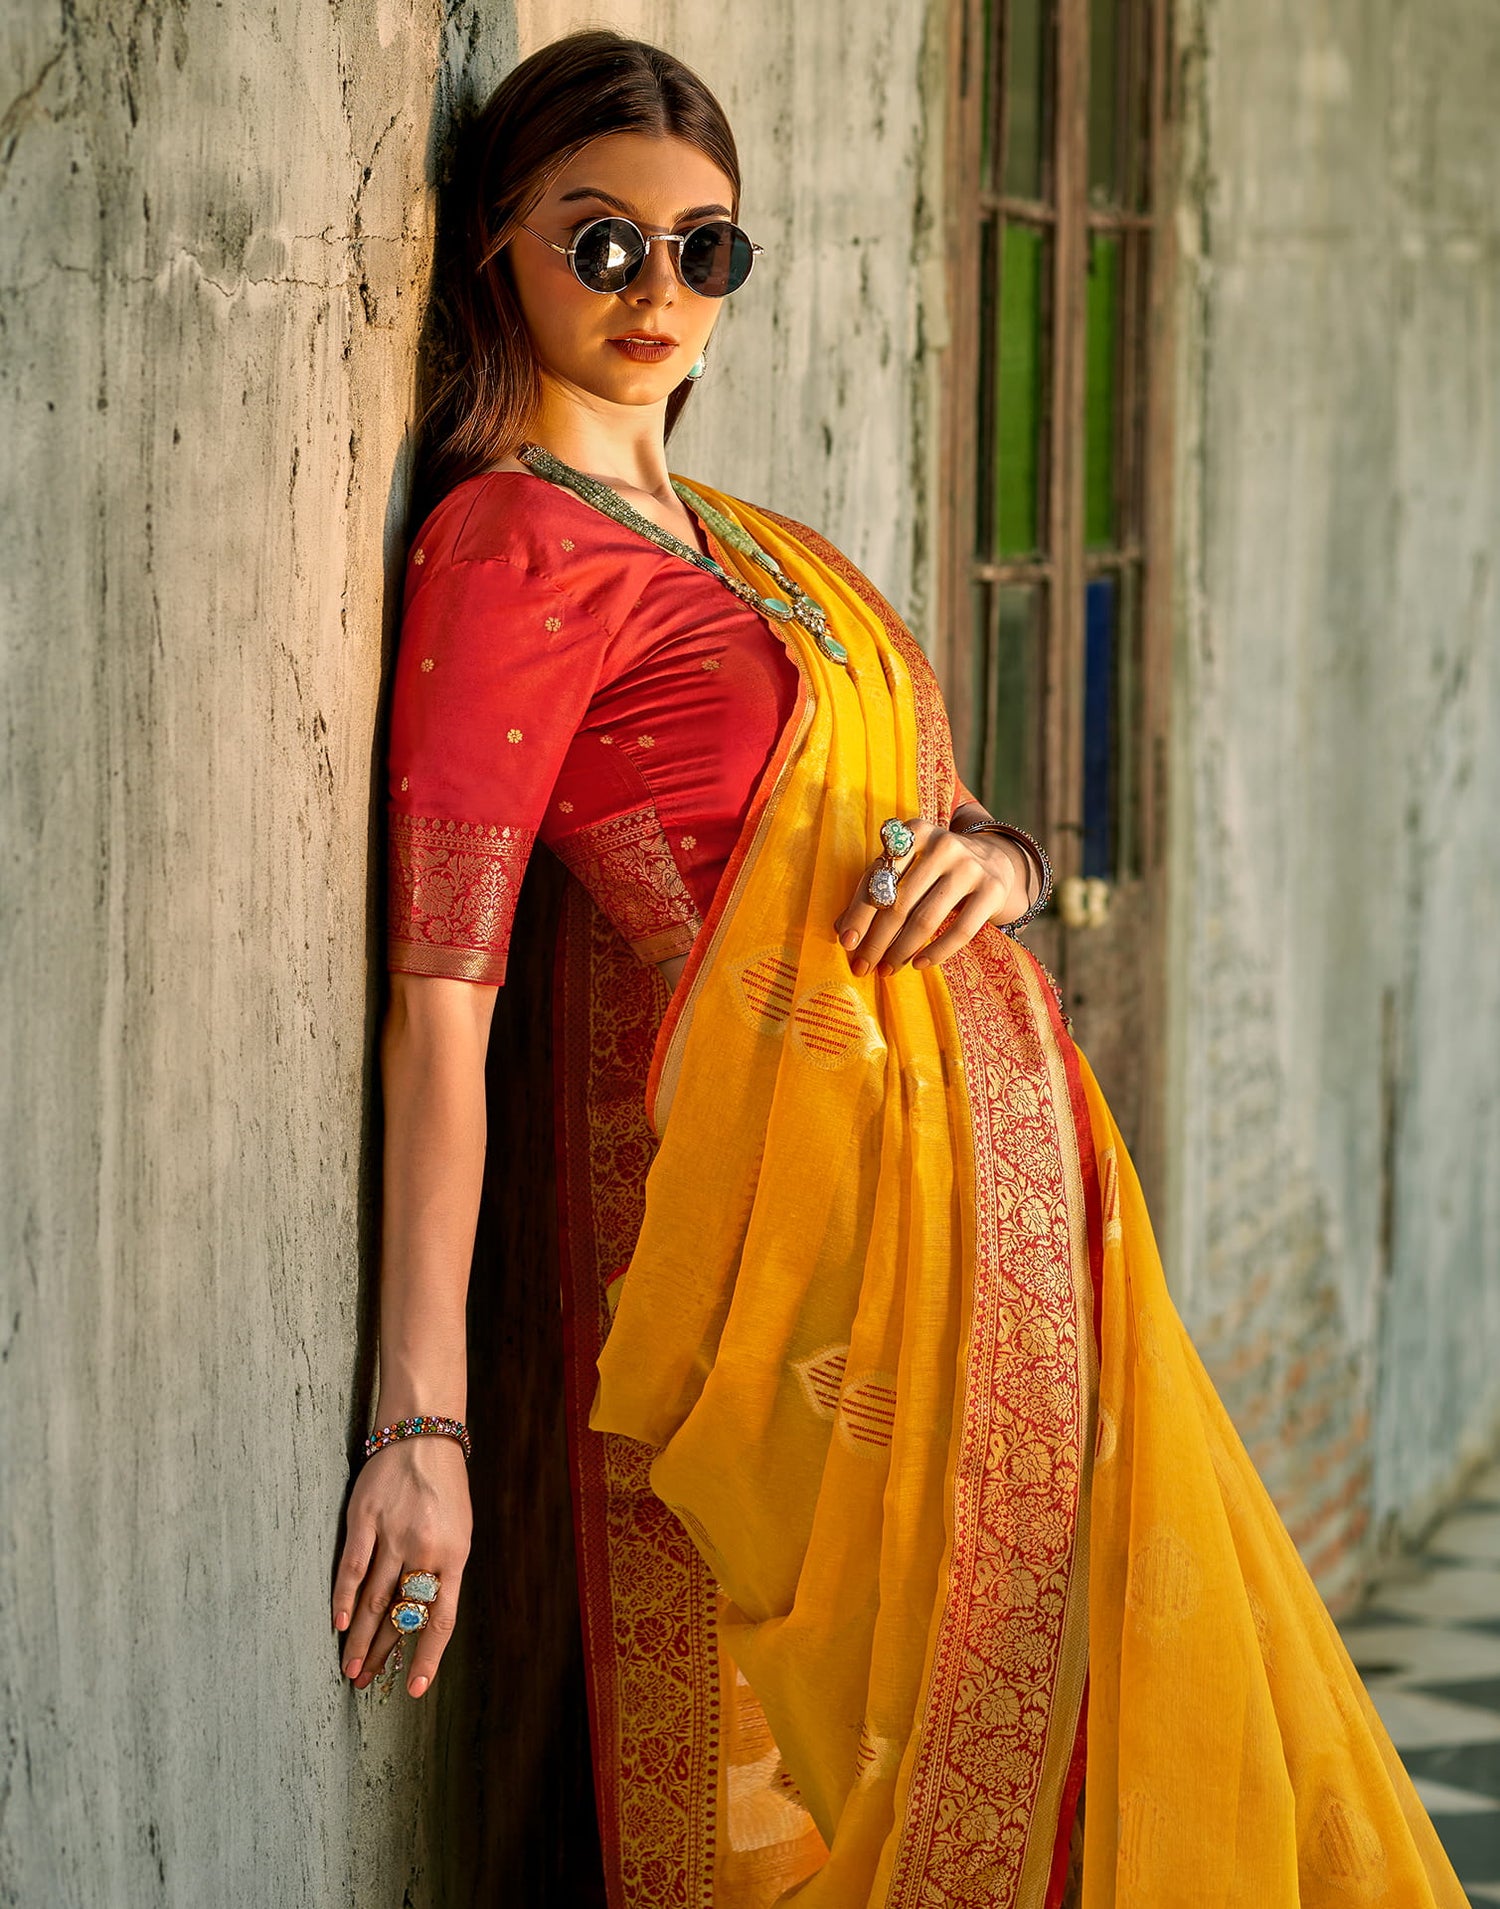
[{"xmin": 386, "ymin": 471, "xmax": 803, "ymax": 985}]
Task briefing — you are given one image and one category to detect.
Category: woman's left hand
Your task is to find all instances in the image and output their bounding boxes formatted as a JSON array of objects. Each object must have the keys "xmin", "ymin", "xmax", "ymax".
[{"xmin": 833, "ymin": 818, "xmax": 1032, "ymax": 978}]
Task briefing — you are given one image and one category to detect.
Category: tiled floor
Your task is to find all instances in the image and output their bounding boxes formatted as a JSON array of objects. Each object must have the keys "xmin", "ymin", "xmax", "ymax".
[{"xmin": 1338, "ymin": 1462, "xmax": 1500, "ymax": 1905}]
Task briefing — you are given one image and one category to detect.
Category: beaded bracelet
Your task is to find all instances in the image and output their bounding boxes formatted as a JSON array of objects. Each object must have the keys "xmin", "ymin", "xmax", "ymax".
[
  {"xmin": 955, "ymin": 819, "xmax": 1053, "ymax": 936},
  {"xmin": 362, "ymin": 1414, "xmax": 472, "ymax": 1464}
]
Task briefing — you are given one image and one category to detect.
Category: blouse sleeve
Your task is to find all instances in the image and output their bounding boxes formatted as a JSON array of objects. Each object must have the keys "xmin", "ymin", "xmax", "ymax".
[{"xmin": 386, "ymin": 549, "xmax": 609, "ymax": 985}]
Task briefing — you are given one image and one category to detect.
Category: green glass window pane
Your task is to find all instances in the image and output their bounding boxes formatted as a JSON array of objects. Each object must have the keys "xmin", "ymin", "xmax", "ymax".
[
  {"xmin": 995, "ymin": 222, "xmax": 1046, "ymax": 558},
  {"xmin": 1088, "ymin": 0, "xmax": 1119, "ymax": 204},
  {"xmin": 986, "ymin": 583, "xmax": 1045, "ymax": 834},
  {"xmin": 1084, "ymin": 231, "xmax": 1119, "ymax": 548},
  {"xmin": 1002, "ymin": 0, "xmax": 1049, "ymax": 200}
]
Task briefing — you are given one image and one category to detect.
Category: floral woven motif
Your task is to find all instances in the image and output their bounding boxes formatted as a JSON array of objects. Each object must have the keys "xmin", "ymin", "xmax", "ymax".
[
  {"xmin": 552, "ymin": 803, "xmax": 704, "ymax": 966},
  {"xmin": 387, "ymin": 811, "xmax": 534, "ymax": 984},
  {"xmin": 885, "ymin": 933, "xmax": 1095, "ymax": 1909}
]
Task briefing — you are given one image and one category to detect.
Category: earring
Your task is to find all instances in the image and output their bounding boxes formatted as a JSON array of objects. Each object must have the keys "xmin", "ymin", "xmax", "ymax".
[{"xmin": 685, "ymin": 351, "xmax": 708, "ymax": 381}]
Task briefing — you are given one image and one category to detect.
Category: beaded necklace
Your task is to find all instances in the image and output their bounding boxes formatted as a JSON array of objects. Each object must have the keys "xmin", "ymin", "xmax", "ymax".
[{"xmin": 515, "ymin": 440, "xmax": 849, "ymax": 668}]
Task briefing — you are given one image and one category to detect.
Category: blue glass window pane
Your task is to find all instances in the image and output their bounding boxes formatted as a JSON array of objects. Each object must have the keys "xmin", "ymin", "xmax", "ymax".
[{"xmin": 1082, "ymin": 575, "xmax": 1117, "ymax": 878}]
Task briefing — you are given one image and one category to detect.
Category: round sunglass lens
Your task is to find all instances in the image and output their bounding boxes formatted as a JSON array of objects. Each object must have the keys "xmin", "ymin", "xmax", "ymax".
[
  {"xmin": 572, "ymin": 218, "xmax": 646, "ymax": 293},
  {"xmin": 681, "ymin": 221, "xmax": 755, "ymax": 297}
]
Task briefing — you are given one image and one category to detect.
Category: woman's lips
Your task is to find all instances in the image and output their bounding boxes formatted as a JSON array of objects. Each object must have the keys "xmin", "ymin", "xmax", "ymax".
[{"xmin": 607, "ymin": 335, "xmax": 677, "ymax": 363}]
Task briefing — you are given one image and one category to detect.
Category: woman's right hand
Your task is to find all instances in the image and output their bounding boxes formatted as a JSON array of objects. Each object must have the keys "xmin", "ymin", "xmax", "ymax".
[{"xmin": 332, "ymin": 1431, "xmax": 473, "ymax": 1698}]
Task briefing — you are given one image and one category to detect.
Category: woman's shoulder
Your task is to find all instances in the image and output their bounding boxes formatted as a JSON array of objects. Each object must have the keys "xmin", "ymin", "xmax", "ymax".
[
  {"xmin": 409, "ymin": 470, "xmax": 586, "ymax": 579},
  {"xmin": 401, "ymin": 470, "xmax": 650, "ymax": 649}
]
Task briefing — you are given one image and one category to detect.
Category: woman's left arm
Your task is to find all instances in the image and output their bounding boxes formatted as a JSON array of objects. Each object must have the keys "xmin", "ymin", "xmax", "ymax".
[{"xmin": 833, "ymin": 808, "xmax": 1041, "ymax": 979}]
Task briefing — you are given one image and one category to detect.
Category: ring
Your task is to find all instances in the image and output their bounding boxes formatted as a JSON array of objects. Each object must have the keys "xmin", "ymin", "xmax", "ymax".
[
  {"xmin": 389, "ymin": 1568, "xmax": 442, "ymax": 1634},
  {"xmin": 867, "ymin": 816, "xmax": 918, "ymax": 908}
]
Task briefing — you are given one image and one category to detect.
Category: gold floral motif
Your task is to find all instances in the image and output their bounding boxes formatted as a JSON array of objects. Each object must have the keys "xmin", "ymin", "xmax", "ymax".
[
  {"xmin": 412, "ymin": 546, "xmax": 425, "ymax": 565},
  {"xmin": 561, "ymin": 537, "xmax": 575, "ymax": 551},
  {"xmin": 552, "ymin": 804, "xmax": 703, "ymax": 966},
  {"xmin": 701, "ymin": 657, "xmax": 721, "ymax": 671},
  {"xmin": 637, "ymin": 734, "xmax": 656, "ymax": 749},
  {"xmin": 600, "ymin": 733, "xmax": 615, "ymax": 745},
  {"xmin": 680, "ymin": 834, "xmax": 696, "ymax": 850},
  {"xmin": 420, "ymin": 657, "xmax": 434, "ymax": 673},
  {"xmin": 386, "ymin": 812, "xmax": 534, "ymax": 986},
  {"xmin": 400, "ymin": 777, "xmax": 408, "ymax": 792},
  {"xmin": 882, "ymin": 928, "xmax": 1091, "ymax": 1909},
  {"xmin": 559, "ymin": 799, "xmax": 575, "ymax": 813},
  {"xmin": 545, "ymin": 615, "xmax": 562, "ymax": 631},
  {"xmin": 557, "ymin": 898, "xmax": 724, "ymax": 1908},
  {"xmin": 507, "ymin": 728, "xmax": 523, "ymax": 743}
]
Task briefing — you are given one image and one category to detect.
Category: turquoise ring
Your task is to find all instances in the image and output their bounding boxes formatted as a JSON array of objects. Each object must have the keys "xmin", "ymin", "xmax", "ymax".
[
  {"xmin": 868, "ymin": 817, "xmax": 918, "ymax": 909},
  {"xmin": 879, "ymin": 818, "xmax": 916, "ymax": 859},
  {"xmin": 389, "ymin": 1598, "xmax": 431, "ymax": 1635}
]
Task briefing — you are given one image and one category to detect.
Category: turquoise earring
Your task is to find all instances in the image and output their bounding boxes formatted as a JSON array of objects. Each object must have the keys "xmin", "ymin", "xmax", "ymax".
[{"xmin": 685, "ymin": 351, "xmax": 708, "ymax": 381}]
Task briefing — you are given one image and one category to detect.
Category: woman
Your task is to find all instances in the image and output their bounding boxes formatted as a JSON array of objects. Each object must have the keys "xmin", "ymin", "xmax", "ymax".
[{"xmin": 332, "ymin": 30, "xmax": 1466, "ymax": 1909}]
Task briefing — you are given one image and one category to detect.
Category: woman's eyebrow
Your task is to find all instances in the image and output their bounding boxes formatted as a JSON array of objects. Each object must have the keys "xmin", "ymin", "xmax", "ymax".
[{"xmin": 557, "ymin": 186, "xmax": 733, "ymax": 223}]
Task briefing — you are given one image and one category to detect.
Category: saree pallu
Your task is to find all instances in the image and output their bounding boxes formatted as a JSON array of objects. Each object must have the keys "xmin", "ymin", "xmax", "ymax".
[{"xmin": 555, "ymin": 488, "xmax": 1465, "ymax": 1909}]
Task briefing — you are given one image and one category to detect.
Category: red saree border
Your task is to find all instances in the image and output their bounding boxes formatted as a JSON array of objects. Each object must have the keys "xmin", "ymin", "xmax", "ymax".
[
  {"xmin": 554, "ymin": 886, "xmax": 721, "ymax": 1909},
  {"xmin": 879, "ymin": 935, "xmax": 1097, "ymax": 1909}
]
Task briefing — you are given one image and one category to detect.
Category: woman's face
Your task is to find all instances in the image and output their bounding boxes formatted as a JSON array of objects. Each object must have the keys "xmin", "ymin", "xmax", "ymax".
[{"xmin": 508, "ymin": 132, "xmax": 737, "ymax": 413}]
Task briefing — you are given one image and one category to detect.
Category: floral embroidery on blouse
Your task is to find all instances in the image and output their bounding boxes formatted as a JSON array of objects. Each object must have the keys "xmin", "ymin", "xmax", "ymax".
[
  {"xmin": 387, "ymin": 815, "xmax": 533, "ymax": 986},
  {"xmin": 551, "ymin": 804, "xmax": 703, "ymax": 966}
]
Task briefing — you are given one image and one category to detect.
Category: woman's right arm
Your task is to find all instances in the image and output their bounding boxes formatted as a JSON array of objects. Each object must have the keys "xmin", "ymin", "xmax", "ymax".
[{"xmin": 331, "ymin": 970, "xmax": 497, "ymax": 1698}]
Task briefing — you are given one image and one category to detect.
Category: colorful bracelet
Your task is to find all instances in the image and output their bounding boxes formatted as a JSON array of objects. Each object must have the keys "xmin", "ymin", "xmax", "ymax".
[
  {"xmin": 955, "ymin": 819, "xmax": 1053, "ymax": 935},
  {"xmin": 362, "ymin": 1414, "xmax": 472, "ymax": 1464}
]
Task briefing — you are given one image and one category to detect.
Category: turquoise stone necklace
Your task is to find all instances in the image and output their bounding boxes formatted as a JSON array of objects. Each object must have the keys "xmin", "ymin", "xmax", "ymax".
[{"xmin": 515, "ymin": 440, "xmax": 849, "ymax": 668}]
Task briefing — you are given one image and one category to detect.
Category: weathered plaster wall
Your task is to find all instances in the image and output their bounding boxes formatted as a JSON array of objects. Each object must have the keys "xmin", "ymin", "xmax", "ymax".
[
  {"xmin": 1168, "ymin": 0, "xmax": 1500, "ymax": 1602},
  {"xmin": 0, "ymin": 2, "xmax": 937, "ymax": 1901}
]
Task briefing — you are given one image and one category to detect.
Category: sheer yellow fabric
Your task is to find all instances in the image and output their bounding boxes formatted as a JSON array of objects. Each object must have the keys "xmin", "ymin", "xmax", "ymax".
[
  {"xmin": 590, "ymin": 490, "xmax": 1466, "ymax": 1907},
  {"xmin": 1079, "ymin": 1056, "xmax": 1466, "ymax": 1907}
]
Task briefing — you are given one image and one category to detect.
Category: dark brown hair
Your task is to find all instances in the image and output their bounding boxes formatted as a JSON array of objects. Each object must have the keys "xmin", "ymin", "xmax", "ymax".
[{"xmin": 416, "ymin": 31, "xmax": 741, "ymax": 514}]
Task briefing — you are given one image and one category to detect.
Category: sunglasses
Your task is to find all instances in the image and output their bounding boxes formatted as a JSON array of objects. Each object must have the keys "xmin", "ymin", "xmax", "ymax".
[{"xmin": 519, "ymin": 215, "xmax": 763, "ymax": 298}]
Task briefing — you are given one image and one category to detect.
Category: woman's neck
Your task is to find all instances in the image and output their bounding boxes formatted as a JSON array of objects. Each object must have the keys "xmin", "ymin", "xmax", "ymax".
[{"xmin": 525, "ymin": 377, "xmax": 676, "ymax": 506}]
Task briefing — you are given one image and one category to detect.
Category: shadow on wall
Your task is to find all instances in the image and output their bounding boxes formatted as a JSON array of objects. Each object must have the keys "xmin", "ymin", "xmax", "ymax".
[{"xmin": 341, "ymin": 17, "xmax": 609, "ymax": 1903}]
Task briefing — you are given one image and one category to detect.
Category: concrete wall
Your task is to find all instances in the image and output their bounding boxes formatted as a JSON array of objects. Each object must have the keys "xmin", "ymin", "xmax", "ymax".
[
  {"xmin": 0, "ymin": 1, "xmax": 937, "ymax": 1902},
  {"xmin": 1167, "ymin": 0, "xmax": 1500, "ymax": 1604}
]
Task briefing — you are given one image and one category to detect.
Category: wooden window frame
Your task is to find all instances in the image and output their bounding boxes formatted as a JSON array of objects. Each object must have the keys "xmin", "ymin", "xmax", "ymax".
[{"xmin": 935, "ymin": 0, "xmax": 1176, "ymax": 896}]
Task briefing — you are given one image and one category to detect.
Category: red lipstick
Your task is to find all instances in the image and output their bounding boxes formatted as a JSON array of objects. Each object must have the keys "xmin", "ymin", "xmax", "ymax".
[{"xmin": 607, "ymin": 332, "xmax": 678, "ymax": 364}]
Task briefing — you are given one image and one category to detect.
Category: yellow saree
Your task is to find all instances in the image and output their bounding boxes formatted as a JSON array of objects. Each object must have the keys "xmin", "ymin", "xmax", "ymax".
[{"xmin": 562, "ymin": 486, "xmax": 1465, "ymax": 1908}]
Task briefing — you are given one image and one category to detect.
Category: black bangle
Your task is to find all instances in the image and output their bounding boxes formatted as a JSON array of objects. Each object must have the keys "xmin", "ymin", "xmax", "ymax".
[{"xmin": 955, "ymin": 820, "xmax": 1053, "ymax": 935}]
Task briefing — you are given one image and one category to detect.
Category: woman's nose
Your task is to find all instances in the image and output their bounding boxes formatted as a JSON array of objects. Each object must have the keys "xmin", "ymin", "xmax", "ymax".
[{"xmin": 624, "ymin": 235, "xmax": 679, "ymax": 308}]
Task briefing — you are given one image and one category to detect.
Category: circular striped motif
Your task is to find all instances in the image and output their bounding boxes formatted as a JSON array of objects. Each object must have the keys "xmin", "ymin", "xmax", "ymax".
[
  {"xmin": 790, "ymin": 984, "xmax": 874, "ymax": 1069},
  {"xmin": 733, "ymin": 945, "xmax": 800, "ymax": 1034}
]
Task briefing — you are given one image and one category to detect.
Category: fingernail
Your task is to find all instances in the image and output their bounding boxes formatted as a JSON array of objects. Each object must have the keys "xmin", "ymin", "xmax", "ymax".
[
  {"xmin": 409, "ymin": 1675, "xmax": 429, "ymax": 1698},
  {"xmin": 913, "ymin": 956, "xmax": 930, "ymax": 971},
  {"xmin": 345, "ymin": 1657, "xmax": 362, "ymax": 1679},
  {"xmin": 851, "ymin": 957, "xmax": 869, "ymax": 978},
  {"xmin": 334, "ymin": 1610, "xmax": 348, "ymax": 1631},
  {"xmin": 839, "ymin": 928, "xmax": 859, "ymax": 950},
  {"xmin": 877, "ymin": 961, "xmax": 893, "ymax": 979}
]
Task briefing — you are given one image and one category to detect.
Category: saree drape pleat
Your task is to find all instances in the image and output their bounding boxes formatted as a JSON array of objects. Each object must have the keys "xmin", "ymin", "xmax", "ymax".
[{"xmin": 568, "ymin": 487, "xmax": 1465, "ymax": 1909}]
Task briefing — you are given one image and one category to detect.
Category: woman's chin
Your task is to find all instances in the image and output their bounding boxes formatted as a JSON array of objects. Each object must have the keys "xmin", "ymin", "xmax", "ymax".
[{"xmin": 555, "ymin": 357, "xmax": 693, "ymax": 410}]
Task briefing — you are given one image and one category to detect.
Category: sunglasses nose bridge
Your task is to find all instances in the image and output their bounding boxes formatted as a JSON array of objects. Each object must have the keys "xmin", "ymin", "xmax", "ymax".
[{"xmin": 620, "ymin": 228, "xmax": 683, "ymax": 300}]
